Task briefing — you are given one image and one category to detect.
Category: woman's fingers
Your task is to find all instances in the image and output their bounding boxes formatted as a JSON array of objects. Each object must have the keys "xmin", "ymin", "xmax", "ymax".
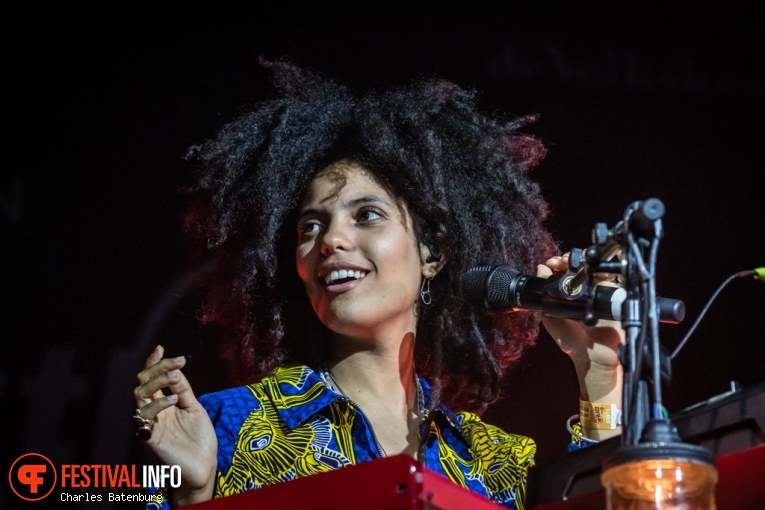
[
  {"xmin": 143, "ymin": 344, "xmax": 165, "ymax": 370},
  {"xmin": 543, "ymin": 253, "xmax": 570, "ymax": 273},
  {"xmin": 134, "ymin": 346, "xmax": 188, "ymax": 405},
  {"xmin": 138, "ymin": 393, "xmax": 179, "ymax": 423}
]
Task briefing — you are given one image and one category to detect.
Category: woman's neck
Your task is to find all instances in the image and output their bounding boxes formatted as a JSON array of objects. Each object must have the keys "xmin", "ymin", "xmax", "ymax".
[
  {"xmin": 328, "ymin": 332, "xmax": 417, "ymax": 406},
  {"xmin": 326, "ymin": 332, "xmax": 422, "ymax": 458}
]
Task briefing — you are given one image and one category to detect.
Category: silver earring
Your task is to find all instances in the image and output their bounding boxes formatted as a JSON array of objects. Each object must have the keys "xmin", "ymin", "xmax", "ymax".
[{"xmin": 420, "ymin": 277, "xmax": 432, "ymax": 305}]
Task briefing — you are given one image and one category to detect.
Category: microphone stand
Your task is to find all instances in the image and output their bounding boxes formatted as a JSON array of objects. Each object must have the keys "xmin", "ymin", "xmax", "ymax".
[
  {"xmin": 582, "ymin": 198, "xmax": 719, "ymax": 508},
  {"xmin": 618, "ymin": 198, "xmax": 664, "ymax": 447}
]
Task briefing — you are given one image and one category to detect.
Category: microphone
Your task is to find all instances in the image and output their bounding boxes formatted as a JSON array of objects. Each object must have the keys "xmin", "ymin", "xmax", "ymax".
[{"xmin": 459, "ymin": 265, "xmax": 685, "ymax": 324}]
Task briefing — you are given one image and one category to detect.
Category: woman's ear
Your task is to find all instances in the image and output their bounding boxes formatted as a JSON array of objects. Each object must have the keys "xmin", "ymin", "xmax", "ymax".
[{"xmin": 419, "ymin": 235, "xmax": 448, "ymax": 277}]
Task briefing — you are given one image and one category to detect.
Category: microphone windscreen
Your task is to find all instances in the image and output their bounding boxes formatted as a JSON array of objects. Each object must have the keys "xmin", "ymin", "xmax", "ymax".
[{"xmin": 460, "ymin": 266, "xmax": 521, "ymax": 310}]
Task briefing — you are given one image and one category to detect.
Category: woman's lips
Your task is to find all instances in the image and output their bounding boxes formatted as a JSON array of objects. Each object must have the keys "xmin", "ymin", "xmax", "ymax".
[{"xmin": 324, "ymin": 277, "xmax": 363, "ymax": 294}]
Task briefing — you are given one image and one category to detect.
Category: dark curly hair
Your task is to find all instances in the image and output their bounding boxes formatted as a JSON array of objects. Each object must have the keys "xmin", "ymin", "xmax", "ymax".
[{"xmin": 183, "ymin": 57, "xmax": 558, "ymax": 414}]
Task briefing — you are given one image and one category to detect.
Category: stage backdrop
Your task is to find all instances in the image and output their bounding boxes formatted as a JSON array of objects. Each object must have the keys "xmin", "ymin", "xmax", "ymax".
[{"xmin": 4, "ymin": 5, "xmax": 764, "ymax": 509}]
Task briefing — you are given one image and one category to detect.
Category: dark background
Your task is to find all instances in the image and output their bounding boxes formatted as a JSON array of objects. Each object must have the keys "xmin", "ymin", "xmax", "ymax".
[{"xmin": 4, "ymin": 5, "xmax": 764, "ymax": 509}]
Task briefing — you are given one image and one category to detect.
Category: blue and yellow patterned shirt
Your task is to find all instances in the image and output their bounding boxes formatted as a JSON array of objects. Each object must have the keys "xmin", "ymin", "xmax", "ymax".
[{"xmin": 150, "ymin": 363, "xmax": 537, "ymax": 509}]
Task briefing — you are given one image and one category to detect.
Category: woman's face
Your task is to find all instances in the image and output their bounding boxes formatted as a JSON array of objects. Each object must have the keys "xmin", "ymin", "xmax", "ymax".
[{"xmin": 296, "ymin": 161, "xmax": 428, "ymax": 341}]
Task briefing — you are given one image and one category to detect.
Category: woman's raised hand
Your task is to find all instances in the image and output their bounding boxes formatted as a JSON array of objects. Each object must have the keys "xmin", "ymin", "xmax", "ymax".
[
  {"xmin": 134, "ymin": 345, "xmax": 218, "ymax": 505},
  {"xmin": 536, "ymin": 254, "xmax": 624, "ymax": 369}
]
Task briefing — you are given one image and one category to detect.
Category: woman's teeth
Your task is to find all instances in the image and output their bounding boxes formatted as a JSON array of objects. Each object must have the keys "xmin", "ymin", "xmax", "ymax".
[{"xmin": 325, "ymin": 269, "xmax": 367, "ymax": 285}]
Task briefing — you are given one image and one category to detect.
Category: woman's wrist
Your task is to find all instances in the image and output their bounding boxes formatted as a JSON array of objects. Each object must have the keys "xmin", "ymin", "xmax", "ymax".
[
  {"xmin": 575, "ymin": 359, "xmax": 623, "ymax": 441},
  {"xmin": 574, "ymin": 354, "xmax": 622, "ymax": 400},
  {"xmin": 172, "ymin": 479, "xmax": 215, "ymax": 507}
]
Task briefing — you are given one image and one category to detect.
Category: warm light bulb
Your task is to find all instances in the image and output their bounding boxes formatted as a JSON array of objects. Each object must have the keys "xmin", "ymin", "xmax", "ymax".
[
  {"xmin": 601, "ymin": 420, "xmax": 718, "ymax": 509},
  {"xmin": 602, "ymin": 458, "xmax": 718, "ymax": 509}
]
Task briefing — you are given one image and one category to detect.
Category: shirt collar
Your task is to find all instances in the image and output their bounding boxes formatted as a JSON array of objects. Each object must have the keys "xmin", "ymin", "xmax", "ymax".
[
  {"xmin": 263, "ymin": 363, "xmax": 469, "ymax": 445},
  {"xmin": 262, "ymin": 363, "xmax": 340, "ymax": 429}
]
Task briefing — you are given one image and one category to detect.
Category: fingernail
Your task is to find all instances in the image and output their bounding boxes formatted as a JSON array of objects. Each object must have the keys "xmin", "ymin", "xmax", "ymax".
[
  {"xmin": 173, "ymin": 356, "xmax": 185, "ymax": 363},
  {"xmin": 167, "ymin": 394, "xmax": 178, "ymax": 403}
]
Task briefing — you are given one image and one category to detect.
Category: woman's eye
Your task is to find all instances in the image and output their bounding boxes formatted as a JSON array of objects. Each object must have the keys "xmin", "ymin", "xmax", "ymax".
[
  {"xmin": 357, "ymin": 208, "xmax": 382, "ymax": 222},
  {"xmin": 298, "ymin": 220, "xmax": 322, "ymax": 235}
]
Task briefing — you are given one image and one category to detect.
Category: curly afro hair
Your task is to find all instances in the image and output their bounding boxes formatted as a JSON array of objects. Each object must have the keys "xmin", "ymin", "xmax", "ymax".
[{"xmin": 183, "ymin": 57, "xmax": 558, "ymax": 414}]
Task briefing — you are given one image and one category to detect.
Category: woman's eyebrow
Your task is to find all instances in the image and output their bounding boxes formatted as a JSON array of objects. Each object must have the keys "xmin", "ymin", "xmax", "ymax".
[
  {"xmin": 344, "ymin": 195, "xmax": 393, "ymax": 207},
  {"xmin": 299, "ymin": 195, "xmax": 393, "ymax": 218}
]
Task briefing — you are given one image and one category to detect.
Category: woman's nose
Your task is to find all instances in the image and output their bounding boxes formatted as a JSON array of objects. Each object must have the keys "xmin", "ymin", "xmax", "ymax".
[{"xmin": 320, "ymin": 221, "xmax": 354, "ymax": 256}]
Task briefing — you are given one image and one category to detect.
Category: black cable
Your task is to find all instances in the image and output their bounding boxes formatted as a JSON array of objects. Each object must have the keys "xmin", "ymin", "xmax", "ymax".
[{"xmin": 670, "ymin": 269, "xmax": 763, "ymax": 360}]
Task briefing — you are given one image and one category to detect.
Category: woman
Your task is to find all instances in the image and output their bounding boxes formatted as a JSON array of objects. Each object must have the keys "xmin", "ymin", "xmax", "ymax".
[{"xmin": 133, "ymin": 58, "xmax": 624, "ymax": 509}]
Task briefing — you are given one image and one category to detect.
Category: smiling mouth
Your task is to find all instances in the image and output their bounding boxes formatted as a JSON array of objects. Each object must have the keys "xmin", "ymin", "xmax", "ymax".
[{"xmin": 324, "ymin": 269, "xmax": 368, "ymax": 286}]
